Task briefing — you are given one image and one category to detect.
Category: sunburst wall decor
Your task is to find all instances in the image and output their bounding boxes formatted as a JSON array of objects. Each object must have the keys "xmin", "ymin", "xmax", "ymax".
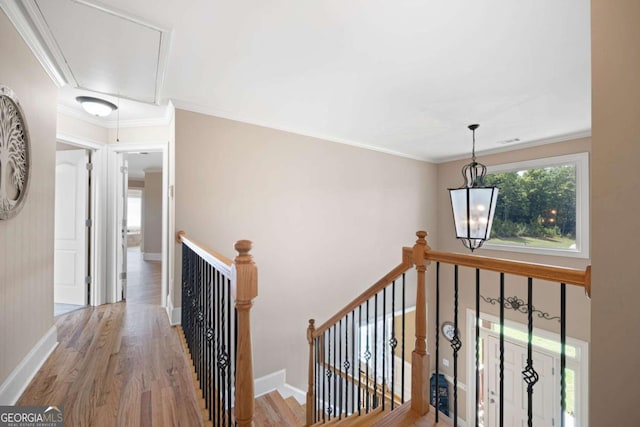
[{"xmin": 0, "ymin": 86, "xmax": 31, "ymax": 220}]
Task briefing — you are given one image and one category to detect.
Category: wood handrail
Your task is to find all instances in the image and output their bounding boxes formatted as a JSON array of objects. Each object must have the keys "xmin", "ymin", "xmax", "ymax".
[
  {"xmin": 177, "ymin": 230, "xmax": 233, "ymax": 267},
  {"xmin": 312, "ymin": 247, "xmax": 413, "ymax": 338},
  {"xmin": 424, "ymin": 249, "xmax": 592, "ymax": 296}
]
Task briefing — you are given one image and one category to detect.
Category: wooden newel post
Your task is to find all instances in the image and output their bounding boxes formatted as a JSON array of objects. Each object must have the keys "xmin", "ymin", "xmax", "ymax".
[
  {"xmin": 234, "ymin": 240, "xmax": 258, "ymax": 427},
  {"xmin": 306, "ymin": 319, "xmax": 316, "ymax": 427},
  {"xmin": 411, "ymin": 230, "xmax": 431, "ymax": 415}
]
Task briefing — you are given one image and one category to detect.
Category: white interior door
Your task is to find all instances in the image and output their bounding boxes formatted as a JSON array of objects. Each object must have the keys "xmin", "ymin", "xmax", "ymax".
[
  {"xmin": 116, "ymin": 154, "xmax": 128, "ymax": 300},
  {"xmin": 54, "ymin": 149, "xmax": 88, "ymax": 305},
  {"xmin": 486, "ymin": 335, "xmax": 555, "ymax": 427}
]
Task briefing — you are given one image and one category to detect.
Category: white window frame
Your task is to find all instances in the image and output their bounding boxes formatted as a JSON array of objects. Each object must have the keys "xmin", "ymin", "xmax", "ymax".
[{"xmin": 481, "ymin": 152, "xmax": 590, "ymax": 259}]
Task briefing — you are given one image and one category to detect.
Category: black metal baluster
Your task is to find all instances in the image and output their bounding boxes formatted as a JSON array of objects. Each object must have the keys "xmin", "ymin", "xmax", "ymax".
[
  {"xmin": 499, "ymin": 273, "xmax": 504, "ymax": 427},
  {"xmin": 373, "ymin": 292, "xmax": 378, "ymax": 409},
  {"xmin": 452, "ymin": 265, "xmax": 462, "ymax": 426},
  {"xmin": 214, "ymin": 267, "xmax": 220, "ymax": 426},
  {"xmin": 358, "ymin": 305, "xmax": 362, "ymax": 415},
  {"xmin": 351, "ymin": 310, "xmax": 356, "ymax": 415},
  {"xmin": 338, "ymin": 319, "xmax": 342, "ymax": 419},
  {"xmin": 324, "ymin": 329, "xmax": 328, "ymax": 422},
  {"xmin": 205, "ymin": 264, "xmax": 211, "ymax": 420},
  {"xmin": 475, "ymin": 268, "xmax": 480, "ymax": 427},
  {"xmin": 343, "ymin": 316, "xmax": 349, "ymax": 416},
  {"xmin": 220, "ymin": 271, "xmax": 227, "ymax": 427},
  {"xmin": 382, "ymin": 286, "xmax": 386, "ymax": 411},
  {"xmin": 365, "ymin": 299, "xmax": 370, "ymax": 413},
  {"xmin": 522, "ymin": 277, "xmax": 539, "ymax": 427},
  {"xmin": 401, "ymin": 273, "xmax": 406, "ymax": 404},
  {"xmin": 435, "ymin": 262, "xmax": 440, "ymax": 422},
  {"xmin": 561, "ymin": 283, "xmax": 567, "ymax": 427},
  {"xmin": 333, "ymin": 324, "xmax": 337, "ymax": 418},
  {"xmin": 390, "ymin": 280, "xmax": 396, "ymax": 410},
  {"xmin": 227, "ymin": 277, "xmax": 232, "ymax": 426}
]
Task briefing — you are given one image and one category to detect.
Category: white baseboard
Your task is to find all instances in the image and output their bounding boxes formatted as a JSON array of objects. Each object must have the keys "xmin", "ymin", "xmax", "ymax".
[
  {"xmin": 165, "ymin": 297, "xmax": 181, "ymax": 326},
  {"xmin": 255, "ymin": 369, "xmax": 286, "ymax": 398},
  {"xmin": 0, "ymin": 326, "xmax": 58, "ymax": 405},
  {"xmin": 143, "ymin": 252, "xmax": 162, "ymax": 261},
  {"xmin": 254, "ymin": 369, "xmax": 306, "ymax": 404}
]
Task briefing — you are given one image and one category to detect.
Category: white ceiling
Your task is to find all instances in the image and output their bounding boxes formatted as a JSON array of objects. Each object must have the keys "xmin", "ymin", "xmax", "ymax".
[
  {"xmin": 8, "ymin": 0, "xmax": 591, "ymax": 162},
  {"xmin": 127, "ymin": 152, "xmax": 162, "ymax": 180}
]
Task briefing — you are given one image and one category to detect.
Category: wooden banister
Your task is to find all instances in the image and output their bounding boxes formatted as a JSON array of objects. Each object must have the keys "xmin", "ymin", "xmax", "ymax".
[
  {"xmin": 311, "ymin": 247, "xmax": 413, "ymax": 338},
  {"xmin": 411, "ymin": 231, "xmax": 430, "ymax": 415},
  {"xmin": 233, "ymin": 239, "xmax": 258, "ymax": 427},
  {"xmin": 177, "ymin": 230, "xmax": 233, "ymax": 267},
  {"xmin": 424, "ymin": 249, "xmax": 591, "ymax": 296}
]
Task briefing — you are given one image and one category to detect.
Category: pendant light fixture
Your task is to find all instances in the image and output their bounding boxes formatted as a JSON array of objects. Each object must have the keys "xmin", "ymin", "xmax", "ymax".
[{"xmin": 448, "ymin": 124, "xmax": 499, "ymax": 252}]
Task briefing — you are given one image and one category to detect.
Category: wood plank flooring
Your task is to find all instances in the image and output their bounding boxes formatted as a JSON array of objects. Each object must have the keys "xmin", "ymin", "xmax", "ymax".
[
  {"xmin": 126, "ymin": 247, "xmax": 161, "ymax": 305},
  {"xmin": 19, "ymin": 250, "xmax": 204, "ymax": 426}
]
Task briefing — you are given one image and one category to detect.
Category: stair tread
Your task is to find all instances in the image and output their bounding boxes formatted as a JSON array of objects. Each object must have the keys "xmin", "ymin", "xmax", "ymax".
[
  {"xmin": 254, "ymin": 391, "xmax": 304, "ymax": 426},
  {"xmin": 284, "ymin": 396, "xmax": 306, "ymax": 425},
  {"xmin": 370, "ymin": 402, "xmax": 453, "ymax": 426}
]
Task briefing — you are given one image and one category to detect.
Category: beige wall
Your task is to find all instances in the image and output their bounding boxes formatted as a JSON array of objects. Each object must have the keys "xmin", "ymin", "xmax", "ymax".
[
  {"xmin": 57, "ymin": 112, "xmax": 108, "ymax": 144},
  {"xmin": 0, "ymin": 10, "xmax": 57, "ymax": 384},
  {"xmin": 175, "ymin": 109, "xmax": 437, "ymax": 389},
  {"xmin": 591, "ymin": 0, "xmax": 640, "ymax": 423},
  {"xmin": 143, "ymin": 171, "xmax": 163, "ymax": 254},
  {"xmin": 433, "ymin": 138, "xmax": 592, "ymax": 419}
]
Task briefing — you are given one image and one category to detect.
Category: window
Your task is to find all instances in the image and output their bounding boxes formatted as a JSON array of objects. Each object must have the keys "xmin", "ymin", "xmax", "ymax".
[
  {"xmin": 482, "ymin": 153, "xmax": 589, "ymax": 258},
  {"xmin": 127, "ymin": 189, "xmax": 142, "ymax": 232}
]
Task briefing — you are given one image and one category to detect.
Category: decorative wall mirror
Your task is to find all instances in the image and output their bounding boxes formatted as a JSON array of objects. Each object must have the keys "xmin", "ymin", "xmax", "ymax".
[{"xmin": 0, "ymin": 86, "xmax": 31, "ymax": 220}]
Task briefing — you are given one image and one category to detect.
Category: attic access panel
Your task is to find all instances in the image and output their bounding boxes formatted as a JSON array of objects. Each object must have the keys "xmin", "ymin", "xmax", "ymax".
[{"xmin": 34, "ymin": 0, "xmax": 167, "ymax": 104}]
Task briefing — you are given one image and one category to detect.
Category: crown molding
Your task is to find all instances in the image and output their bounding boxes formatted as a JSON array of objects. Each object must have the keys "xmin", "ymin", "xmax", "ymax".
[
  {"xmin": 0, "ymin": 0, "xmax": 67, "ymax": 87},
  {"xmin": 58, "ymin": 103, "xmax": 172, "ymax": 129},
  {"xmin": 433, "ymin": 129, "xmax": 592, "ymax": 164}
]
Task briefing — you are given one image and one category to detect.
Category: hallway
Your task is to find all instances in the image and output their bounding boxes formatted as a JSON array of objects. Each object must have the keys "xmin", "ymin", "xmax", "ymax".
[{"xmin": 18, "ymin": 250, "xmax": 204, "ymax": 426}]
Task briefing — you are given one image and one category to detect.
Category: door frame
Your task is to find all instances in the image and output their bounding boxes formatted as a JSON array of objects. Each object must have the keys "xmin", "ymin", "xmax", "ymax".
[
  {"xmin": 56, "ymin": 133, "xmax": 106, "ymax": 306},
  {"xmin": 107, "ymin": 141, "xmax": 169, "ymax": 307},
  {"xmin": 465, "ymin": 309, "xmax": 589, "ymax": 427}
]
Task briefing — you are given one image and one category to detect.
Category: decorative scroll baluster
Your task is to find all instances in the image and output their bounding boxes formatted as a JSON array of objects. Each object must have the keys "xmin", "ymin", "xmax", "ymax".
[
  {"xmin": 522, "ymin": 277, "xmax": 539, "ymax": 427},
  {"xmin": 452, "ymin": 265, "xmax": 462, "ymax": 425},
  {"xmin": 365, "ymin": 299, "xmax": 370, "ymax": 412},
  {"xmin": 390, "ymin": 279, "xmax": 396, "ymax": 410}
]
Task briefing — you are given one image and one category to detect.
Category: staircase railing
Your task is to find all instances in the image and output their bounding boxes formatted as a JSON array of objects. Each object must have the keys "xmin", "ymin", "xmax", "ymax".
[
  {"xmin": 306, "ymin": 242, "xmax": 429, "ymax": 425},
  {"xmin": 306, "ymin": 231, "xmax": 591, "ymax": 426},
  {"xmin": 418, "ymin": 231, "xmax": 591, "ymax": 427},
  {"xmin": 177, "ymin": 231, "xmax": 258, "ymax": 427}
]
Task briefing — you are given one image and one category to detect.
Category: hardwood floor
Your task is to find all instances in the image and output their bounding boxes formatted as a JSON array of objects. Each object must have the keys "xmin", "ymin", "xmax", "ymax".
[
  {"xmin": 19, "ymin": 250, "xmax": 204, "ymax": 426},
  {"xmin": 126, "ymin": 247, "xmax": 161, "ymax": 305}
]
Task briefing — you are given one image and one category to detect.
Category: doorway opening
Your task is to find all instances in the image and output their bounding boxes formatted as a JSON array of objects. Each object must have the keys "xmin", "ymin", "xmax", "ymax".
[
  {"xmin": 54, "ymin": 142, "xmax": 92, "ymax": 316},
  {"xmin": 112, "ymin": 147, "xmax": 167, "ymax": 307},
  {"xmin": 124, "ymin": 152, "xmax": 163, "ymax": 305}
]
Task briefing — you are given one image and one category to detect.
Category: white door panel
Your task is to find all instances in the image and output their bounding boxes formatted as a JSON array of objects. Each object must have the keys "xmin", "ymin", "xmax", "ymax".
[
  {"xmin": 54, "ymin": 149, "xmax": 88, "ymax": 305},
  {"xmin": 486, "ymin": 335, "xmax": 555, "ymax": 427}
]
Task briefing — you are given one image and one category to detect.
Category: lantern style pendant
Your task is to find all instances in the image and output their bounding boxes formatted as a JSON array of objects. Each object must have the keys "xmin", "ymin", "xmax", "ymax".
[{"xmin": 449, "ymin": 124, "xmax": 499, "ymax": 252}]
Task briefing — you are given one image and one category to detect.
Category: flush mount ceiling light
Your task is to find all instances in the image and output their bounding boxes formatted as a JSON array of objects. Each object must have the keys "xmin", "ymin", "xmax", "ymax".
[
  {"xmin": 75, "ymin": 96, "xmax": 117, "ymax": 117},
  {"xmin": 448, "ymin": 124, "xmax": 499, "ymax": 252}
]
